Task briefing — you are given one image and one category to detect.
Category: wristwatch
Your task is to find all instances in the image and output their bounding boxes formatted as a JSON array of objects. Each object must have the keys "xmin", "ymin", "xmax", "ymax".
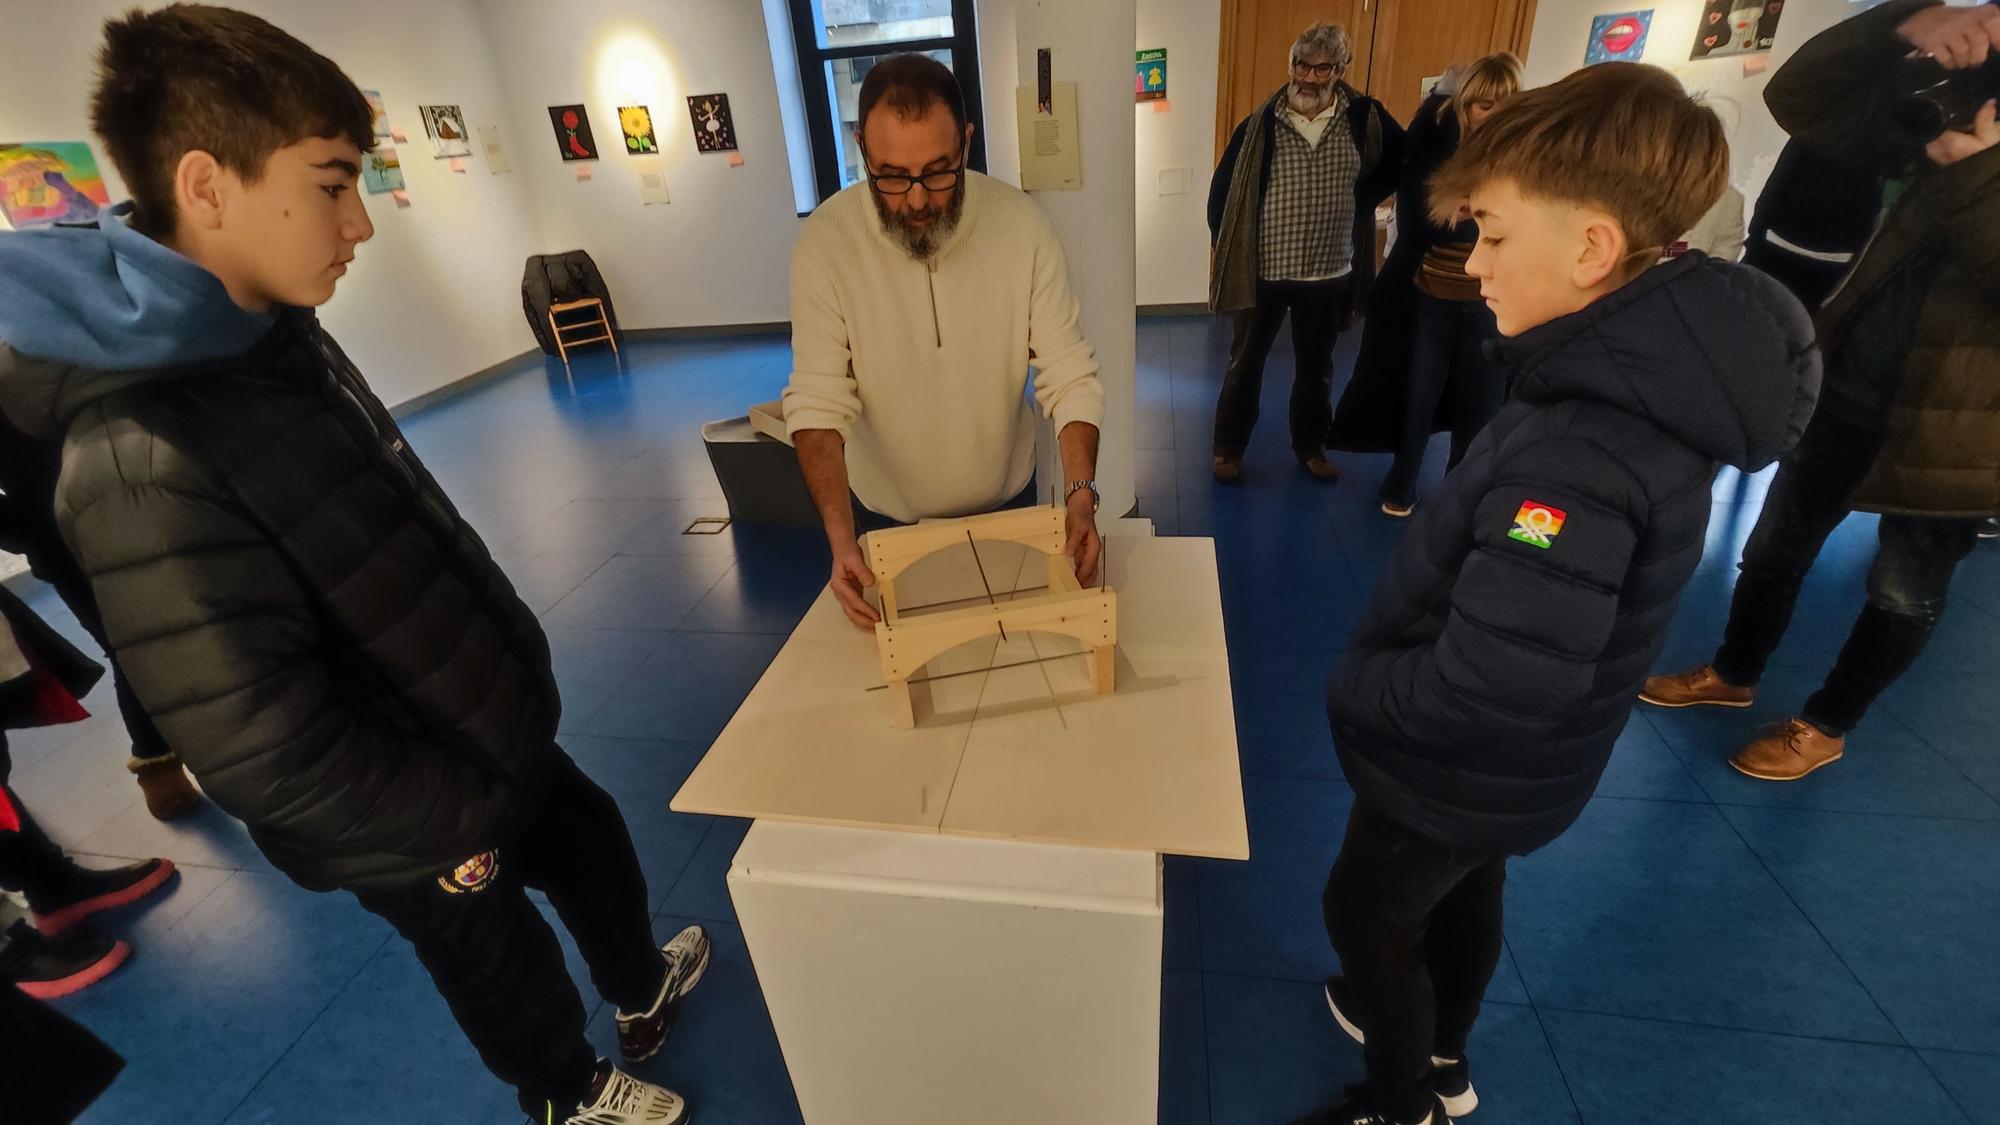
[{"xmin": 1065, "ymin": 479, "xmax": 1100, "ymax": 512}]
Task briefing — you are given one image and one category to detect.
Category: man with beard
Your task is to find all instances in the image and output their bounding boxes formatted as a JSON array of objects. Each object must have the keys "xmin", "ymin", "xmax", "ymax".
[
  {"xmin": 783, "ymin": 54, "xmax": 1107, "ymax": 629},
  {"xmin": 1208, "ymin": 21, "xmax": 1404, "ymax": 484}
]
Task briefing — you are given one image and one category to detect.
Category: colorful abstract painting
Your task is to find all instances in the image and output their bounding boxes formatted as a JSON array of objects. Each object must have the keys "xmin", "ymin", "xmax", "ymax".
[
  {"xmin": 549, "ymin": 105, "xmax": 598, "ymax": 162},
  {"xmin": 420, "ymin": 104, "xmax": 472, "ymax": 159},
  {"xmin": 687, "ymin": 94, "xmax": 738, "ymax": 153},
  {"xmin": 1585, "ymin": 11, "xmax": 1654, "ymax": 65},
  {"xmin": 618, "ymin": 106, "xmax": 659, "ymax": 155},
  {"xmin": 0, "ymin": 142, "xmax": 112, "ymax": 230},
  {"xmin": 363, "ymin": 89, "xmax": 391, "ymax": 139},
  {"xmin": 361, "ymin": 146, "xmax": 404, "ymax": 194},
  {"xmin": 1691, "ymin": 0, "xmax": 1787, "ymax": 59}
]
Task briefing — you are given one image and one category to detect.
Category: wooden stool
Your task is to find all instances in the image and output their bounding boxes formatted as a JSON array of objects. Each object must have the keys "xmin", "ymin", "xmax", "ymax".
[{"xmin": 548, "ymin": 297, "xmax": 619, "ymax": 366}]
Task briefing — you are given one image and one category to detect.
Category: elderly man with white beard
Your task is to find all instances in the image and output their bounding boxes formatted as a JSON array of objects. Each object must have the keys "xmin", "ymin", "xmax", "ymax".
[
  {"xmin": 1207, "ymin": 21, "xmax": 1404, "ymax": 485},
  {"xmin": 783, "ymin": 53, "xmax": 1107, "ymax": 630}
]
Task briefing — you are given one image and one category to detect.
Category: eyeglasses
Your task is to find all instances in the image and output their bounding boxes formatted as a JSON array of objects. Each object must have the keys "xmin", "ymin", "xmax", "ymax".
[
  {"xmin": 867, "ymin": 166, "xmax": 966, "ymax": 195},
  {"xmin": 1292, "ymin": 61, "xmax": 1341, "ymax": 78}
]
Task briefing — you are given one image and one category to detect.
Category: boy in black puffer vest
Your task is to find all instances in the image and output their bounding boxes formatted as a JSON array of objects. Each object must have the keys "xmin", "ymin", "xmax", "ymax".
[
  {"xmin": 0, "ymin": 8, "xmax": 706, "ymax": 1124},
  {"xmin": 1302, "ymin": 64, "xmax": 1821, "ymax": 1125}
]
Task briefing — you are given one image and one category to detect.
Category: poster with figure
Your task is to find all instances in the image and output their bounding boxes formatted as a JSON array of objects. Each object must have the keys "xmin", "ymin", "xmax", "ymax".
[
  {"xmin": 363, "ymin": 90, "xmax": 391, "ymax": 139},
  {"xmin": 1691, "ymin": 0, "xmax": 1786, "ymax": 59},
  {"xmin": 0, "ymin": 142, "xmax": 111, "ymax": 230},
  {"xmin": 687, "ymin": 94, "xmax": 738, "ymax": 153},
  {"xmin": 548, "ymin": 105, "xmax": 598, "ymax": 161},
  {"xmin": 420, "ymin": 104, "xmax": 472, "ymax": 159},
  {"xmin": 1136, "ymin": 48, "xmax": 1167, "ymax": 102},
  {"xmin": 1585, "ymin": 11, "xmax": 1654, "ymax": 65},
  {"xmin": 361, "ymin": 145, "xmax": 404, "ymax": 194},
  {"xmin": 619, "ymin": 106, "xmax": 659, "ymax": 155}
]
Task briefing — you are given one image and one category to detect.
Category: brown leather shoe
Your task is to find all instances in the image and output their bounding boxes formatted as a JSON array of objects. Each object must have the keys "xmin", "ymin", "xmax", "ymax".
[
  {"xmin": 1303, "ymin": 456, "xmax": 1340, "ymax": 481},
  {"xmin": 132, "ymin": 758, "xmax": 201, "ymax": 820},
  {"xmin": 1639, "ymin": 665, "xmax": 1755, "ymax": 709},
  {"xmin": 1212, "ymin": 456, "xmax": 1242, "ymax": 483},
  {"xmin": 1731, "ymin": 719, "xmax": 1846, "ymax": 782}
]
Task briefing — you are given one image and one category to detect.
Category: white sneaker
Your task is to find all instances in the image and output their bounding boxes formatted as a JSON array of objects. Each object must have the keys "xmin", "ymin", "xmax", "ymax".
[
  {"xmin": 563, "ymin": 1067, "xmax": 689, "ymax": 1125},
  {"xmin": 616, "ymin": 925, "xmax": 712, "ymax": 1062}
]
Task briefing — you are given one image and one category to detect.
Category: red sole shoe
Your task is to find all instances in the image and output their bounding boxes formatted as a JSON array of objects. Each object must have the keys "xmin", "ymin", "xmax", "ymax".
[
  {"xmin": 35, "ymin": 860, "xmax": 179, "ymax": 938},
  {"xmin": 16, "ymin": 939, "xmax": 132, "ymax": 999}
]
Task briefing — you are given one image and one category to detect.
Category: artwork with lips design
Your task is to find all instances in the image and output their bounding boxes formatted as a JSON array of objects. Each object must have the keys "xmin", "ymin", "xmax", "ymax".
[
  {"xmin": 1585, "ymin": 10, "xmax": 1655, "ymax": 65},
  {"xmin": 1690, "ymin": 0, "xmax": 1786, "ymax": 59}
]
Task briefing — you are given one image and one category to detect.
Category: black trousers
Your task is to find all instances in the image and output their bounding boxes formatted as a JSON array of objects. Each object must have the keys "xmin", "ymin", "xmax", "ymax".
[
  {"xmin": 350, "ymin": 754, "xmax": 662, "ymax": 1117},
  {"xmin": 1380, "ymin": 292, "xmax": 1506, "ymax": 505},
  {"xmin": 1324, "ymin": 802, "xmax": 1507, "ymax": 1124},
  {"xmin": 1213, "ymin": 278, "xmax": 1349, "ymax": 462},
  {"xmin": 1711, "ymin": 408, "xmax": 1983, "ymax": 734}
]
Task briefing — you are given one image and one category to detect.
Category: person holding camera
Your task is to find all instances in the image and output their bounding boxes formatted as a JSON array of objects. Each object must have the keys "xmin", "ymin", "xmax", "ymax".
[{"xmin": 1642, "ymin": 0, "xmax": 2000, "ymax": 781}]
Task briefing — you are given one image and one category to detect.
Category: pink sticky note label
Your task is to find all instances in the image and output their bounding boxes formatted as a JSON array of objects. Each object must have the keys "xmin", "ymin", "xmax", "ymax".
[
  {"xmin": 390, "ymin": 128, "xmax": 408, "ymax": 143},
  {"xmin": 727, "ymin": 152, "xmax": 745, "ymax": 167},
  {"xmin": 1152, "ymin": 98, "xmax": 1173, "ymax": 113},
  {"xmin": 449, "ymin": 158, "xmax": 466, "ymax": 173},
  {"xmin": 391, "ymin": 189, "xmax": 410, "ymax": 206},
  {"xmin": 1742, "ymin": 53, "xmax": 1770, "ymax": 76},
  {"xmin": 576, "ymin": 164, "xmax": 593, "ymax": 181}
]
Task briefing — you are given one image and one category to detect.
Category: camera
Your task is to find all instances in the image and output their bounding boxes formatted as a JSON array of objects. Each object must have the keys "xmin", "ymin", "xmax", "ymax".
[{"xmin": 1891, "ymin": 54, "xmax": 2000, "ymax": 144}]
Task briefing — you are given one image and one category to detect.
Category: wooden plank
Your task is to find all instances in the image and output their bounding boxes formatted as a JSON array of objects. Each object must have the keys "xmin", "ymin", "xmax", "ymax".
[
  {"xmin": 864, "ymin": 507, "xmax": 1066, "ymax": 586},
  {"xmin": 876, "ymin": 588, "xmax": 1116, "ymax": 683}
]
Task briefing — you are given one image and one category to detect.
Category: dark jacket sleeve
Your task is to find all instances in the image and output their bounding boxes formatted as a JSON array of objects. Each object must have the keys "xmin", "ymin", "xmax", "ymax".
[
  {"xmin": 62, "ymin": 479, "xmax": 517, "ymax": 862},
  {"xmin": 1356, "ymin": 100, "xmax": 1408, "ymax": 212},
  {"xmin": 1334, "ymin": 435, "xmax": 1647, "ymax": 755},
  {"xmin": 1765, "ymin": 0, "xmax": 1939, "ymax": 154},
  {"xmin": 1209, "ymin": 117, "xmax": 1251, "ymax": 241}
]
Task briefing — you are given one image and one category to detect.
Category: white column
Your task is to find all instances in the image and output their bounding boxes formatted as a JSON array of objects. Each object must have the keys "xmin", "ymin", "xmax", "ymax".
[{"xmin": 1012, "ymin": 0, "xmax": 1139, "ymax": 519}]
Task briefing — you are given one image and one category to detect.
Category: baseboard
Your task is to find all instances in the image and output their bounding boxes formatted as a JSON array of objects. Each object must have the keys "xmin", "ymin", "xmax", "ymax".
[
  {"xmin": 389, "ymin": 347, "xmax": 539, "ymax": 419},
  {"xmin": 625, "ymin": 322, "xmax": 791, "ymax": 340},
  {"xmin": 1138, "ymin": 303, "xmax": 1213, "ymax": 317}
]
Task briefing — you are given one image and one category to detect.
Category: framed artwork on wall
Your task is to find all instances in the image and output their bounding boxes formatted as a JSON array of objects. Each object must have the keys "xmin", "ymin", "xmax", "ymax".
[
  {"xmin": 619, "ymin": 106, "xmax": 659, "ymax": 155},
  {"xmin": 1585, "ymin": 11, "xmax": 1654, "ymax": 65},
  {"xmin": 420, "ymin": 104, "xmax": 472, "ymax": 159},
  {"xmin": 687, "ymin": 94, "xmax": 739, "ymax": 153},
  {"xmin": 1691, "ymin": 0, "xmax": 1786, "ymax": 60},
  {"xmin": 0, "ymin": 142, "xmax": 112, "ymax": 230},
  {"xmin": 549, "ymin": 105, "xmax": 598, "ymax": 161},
  {"xmin": 361, "ymin": 145, "xmax": 405, "ymax": 194},
  {"xmin": 363, "ymin": 90, "xmax": 391, "ymax": 139}
]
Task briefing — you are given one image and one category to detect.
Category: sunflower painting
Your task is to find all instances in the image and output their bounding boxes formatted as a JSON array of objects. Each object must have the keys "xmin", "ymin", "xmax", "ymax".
[{"xmin": 618, "ymin": 106, "xmax": 658, "ymax": 156}]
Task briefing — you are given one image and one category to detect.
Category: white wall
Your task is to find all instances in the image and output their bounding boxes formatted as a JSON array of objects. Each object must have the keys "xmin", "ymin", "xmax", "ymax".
[
  {"xmin": 476, "ymin": 0, "xmax": 806, "ymax": 331},
  {"xmin": 1134, "ymin": 0, "xmax": 1221, "ymax": 307},
  {"xmin": 0, "ymin": 0, "xmax": 549, "ymax": 409},
  {"xmin": 1522, "ymin": 0, "xmax": 1978, "ymax": 210}
]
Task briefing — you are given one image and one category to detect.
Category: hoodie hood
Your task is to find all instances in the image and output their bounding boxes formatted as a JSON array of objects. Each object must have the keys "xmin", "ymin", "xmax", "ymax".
[
  {"xmin": 1496, "ymin": 253, "xmax": 1822, "ymax": 471},
  {"xmin": 0, "ymin": 202, "xmax": 273, "ymax": 439}
]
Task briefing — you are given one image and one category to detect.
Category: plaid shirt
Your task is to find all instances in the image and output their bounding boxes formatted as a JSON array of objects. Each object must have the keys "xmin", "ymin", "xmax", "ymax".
[{"xmin": 1258, "ymin": 101, "xmax": 1359, "ymax": 282}]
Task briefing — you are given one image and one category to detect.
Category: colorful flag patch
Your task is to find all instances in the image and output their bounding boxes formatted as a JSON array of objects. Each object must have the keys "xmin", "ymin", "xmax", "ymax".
[{"xmin": 1507, "ymin": 501, "xmax": 1567, "ymax": 549}]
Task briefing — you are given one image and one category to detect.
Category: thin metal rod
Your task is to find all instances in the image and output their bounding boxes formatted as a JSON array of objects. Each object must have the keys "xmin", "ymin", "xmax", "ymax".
[{"xmin": 896, "ymin": 585, "xmax": 1051, "ymax": 616}]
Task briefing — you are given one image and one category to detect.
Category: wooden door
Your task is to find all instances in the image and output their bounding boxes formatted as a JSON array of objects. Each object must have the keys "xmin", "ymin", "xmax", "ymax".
[
  {"xmin": 1215, "ymin": 0, "xmax": 1379, "ymax": 159},
  {"xmin": 1364, "ymin": 0, "xmax": 1539, "ymax": 126}
]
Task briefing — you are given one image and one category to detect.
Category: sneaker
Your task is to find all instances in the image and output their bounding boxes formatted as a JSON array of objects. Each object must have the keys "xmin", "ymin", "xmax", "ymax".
[
  {"xmin": 32, "ymin": 858, "xmax": 177, "ymax": 938},
  {"xmin": 1730, "ymin": 718, "xmax": 1845, "ymax": 782},
  {"xmin": 1380, "ymin": 499, "xmax": 1415, "ymax": 519},
  {"xmin": 1, "ymin": 918, "xmax": 131, "ymax": 999},
  {"xmin": 557, "ymin": 1065, "xmax": 689, "ymax": 1125},
  {"xmin": 132, "ymin": 758, "xmax": 202, "ymax": 820},
  {"xmin": 1291, "ymin": 1085, "xmax": 1447, "ymax": 1125},
  {"xmin": 1213, "ymin": 456, "xmax": 1242, "ymax": 484},
  {"xmin": 616, "ymin": 925, "xmax": 711, "ymax": 1063},
  {"xmin": 1304, "ymin": 456, "xmax": 1342, "ymax": 482},
  {"xmin": 1325, "ymin": 975, "xmax": 1479, "ymax": 1116},
  {"xmin": 1638, "ymin": 664, "xmax": 1754, "ymax": 709},
  {"xmin": 1979, "ymin": 518, "xmax": 1999, "ymax": 541}
]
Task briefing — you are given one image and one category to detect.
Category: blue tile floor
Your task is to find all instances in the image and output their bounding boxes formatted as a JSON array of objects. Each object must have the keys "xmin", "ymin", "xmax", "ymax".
[{"xmin": 18, "ymin": 316, "xmax": 2000, "ymax": 1123}]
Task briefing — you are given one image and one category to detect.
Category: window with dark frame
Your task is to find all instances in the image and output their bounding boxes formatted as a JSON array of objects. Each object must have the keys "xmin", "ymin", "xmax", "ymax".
[{"xmin": 786, "ymin": 0, "xmax": 986, "ymax": 205}]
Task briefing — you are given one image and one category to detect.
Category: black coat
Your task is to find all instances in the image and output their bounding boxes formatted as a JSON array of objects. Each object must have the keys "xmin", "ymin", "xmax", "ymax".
[
  {"xmin": 1330, "ymin": 95, "xmax": 1463, "ymax": 453},
  {"xmin": 1740, "ymin": 137, "xmax": 1886, "ymax": 310},
  {"xmin": 1328, "ymin": 255, "xmax": 1821, "ymax": 856},
  {"xmin": 0, "ymin": 311, "xmax": 564, "ymax": 891}
]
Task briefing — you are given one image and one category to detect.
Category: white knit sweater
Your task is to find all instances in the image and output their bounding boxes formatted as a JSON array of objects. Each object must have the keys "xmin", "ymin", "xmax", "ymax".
[{"xmin": 782, "ymin": 172, "xmax": 1105, "ymax": 523}]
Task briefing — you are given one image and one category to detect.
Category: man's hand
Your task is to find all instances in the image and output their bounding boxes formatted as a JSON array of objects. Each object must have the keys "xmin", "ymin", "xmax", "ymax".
[
  {"xmin": 1899, "ymin": 2, "xmax": 2000, "ymax": 69},
  {"xmin": 1928, "ymin": 98, "xmax": 2000, "ymax": 165},
  {"xmin": 1065, "ymin": 490, "xmax": 1103, "ymax": 587},
  {"xmin": 829, "ymin": 539, "xmax": 881, "ymax": 629}
]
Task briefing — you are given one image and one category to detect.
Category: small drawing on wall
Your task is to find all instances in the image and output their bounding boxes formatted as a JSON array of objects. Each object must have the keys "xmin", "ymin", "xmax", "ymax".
[
  {"xmin": 1585, "ymin": 11, "xmax": 1653, "ymax": 65},
  {"xmin": 1691, "ymin": 0, "xmax": 1786, "ymax": 60},
  {"xmin": 420, "ymin": 104, "xmax": 472, "ymax": 159},
  {"xmin": 687, "ymin": 94, "xmax": 738, "ymax": 153},
  {"xmin": 549, "ymin": 105, "xmax": 599, "ymax": 161},
  {"xmin": 363, "ymin": 90, "xmax": 391, "ymax": 139},
  {"xmin": 0, "ymin": 142, "xmax": 112, "ymax": 230},
  {"xmin": 361, "ymin": 145, "xmax": 405, "ymax": 194},
  {"xmin": 619, "ymin": 106, "xmax": 659, "ymax": 155}
]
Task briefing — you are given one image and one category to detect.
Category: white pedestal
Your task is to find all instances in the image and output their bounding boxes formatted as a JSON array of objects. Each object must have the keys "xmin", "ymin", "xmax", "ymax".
[{"xmin": 729, "ymin": 821, "xmax": 1163, "ymax": 1125}]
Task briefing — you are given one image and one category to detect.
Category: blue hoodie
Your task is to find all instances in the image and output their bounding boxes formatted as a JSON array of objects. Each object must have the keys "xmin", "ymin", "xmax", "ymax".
[{"xmin": 0, "ymin": 202, "xmax": 271, "ymax": 383}]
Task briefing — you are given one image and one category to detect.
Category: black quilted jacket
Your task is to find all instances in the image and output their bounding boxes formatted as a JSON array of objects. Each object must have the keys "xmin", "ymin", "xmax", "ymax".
[
  {"xmin": 1328, "ymin": 254, "xmax": 1821, "ymax": 856},
  {"xmin": 0, "ymin": 311, "xmax": 562, "ymax": 891}
]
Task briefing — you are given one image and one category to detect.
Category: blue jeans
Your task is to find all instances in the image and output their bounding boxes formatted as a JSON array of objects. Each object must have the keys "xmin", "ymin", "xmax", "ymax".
[{"xmin": 1380, "ymin": 292, "xmax": 1505, "ymax": 505}]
